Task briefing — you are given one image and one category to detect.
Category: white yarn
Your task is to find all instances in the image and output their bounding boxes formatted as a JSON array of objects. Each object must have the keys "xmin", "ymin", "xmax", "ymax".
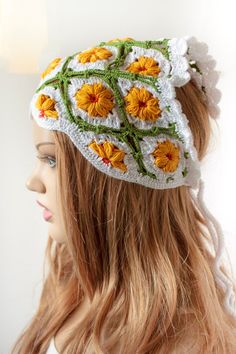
[
  {"xmin": 190, "ymin": 178, "xmax": 236, "ymax": 319},
  {"xmin": 183, "ymin": 35, "xmax": 222, "ymax": 119}
]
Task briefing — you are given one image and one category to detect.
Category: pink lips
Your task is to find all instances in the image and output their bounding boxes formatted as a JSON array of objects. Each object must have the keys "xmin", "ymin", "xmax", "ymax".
[
  {"xmin": 36, "ymin": 200, "xmax": 53, "ymax": 221},
  {"xmin": 43, "ymin": 209, "xmax": 53, "ymax": 221}
]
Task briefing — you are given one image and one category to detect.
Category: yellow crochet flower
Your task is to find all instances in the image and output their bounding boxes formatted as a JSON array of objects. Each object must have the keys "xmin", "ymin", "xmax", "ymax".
[
  {"xmin": 124, "ymin": 87, "xmax": 161, "ymax": 121},
  {"xmin": 88, "ymin": 141, "xmax": 127, "ymax": 172},
  {"xmin": 75, "ymin": 83, "xmax": 115, "ymax": 117},
  {"xmin": 41, "ymin": 58, "xmax": 62, "ymax": 79},
  {"xmin": 107, "ymin": 37, "xmax": 135, "ymax": 43},
  {"xmin": 152, "ymin": 140, "xmax": 180, "ymax": 173},
  {"xmin": 126, "ymin": 56, "xmax": 161, "ymax": 77},
  {"xmin": 77, "ymin": 47, "xmax": 113, "ymax": 63},
  {"xmin": 35, "ymin": 94, "xmax": 59, "ymax": 119}
]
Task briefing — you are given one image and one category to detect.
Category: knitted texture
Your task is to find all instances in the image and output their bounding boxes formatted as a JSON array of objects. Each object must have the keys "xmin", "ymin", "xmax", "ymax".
[{"xmin": 30, "ymin": 36, "xmax": 220, "ymax": 190}]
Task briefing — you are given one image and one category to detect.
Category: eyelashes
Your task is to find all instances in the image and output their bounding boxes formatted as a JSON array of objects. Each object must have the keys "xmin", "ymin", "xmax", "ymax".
[{"xmin": 36, "ymin": 155, "xmax": 57, "ymax": 168}]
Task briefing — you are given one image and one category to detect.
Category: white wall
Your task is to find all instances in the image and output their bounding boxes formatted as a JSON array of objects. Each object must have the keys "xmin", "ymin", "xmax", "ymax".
[{"xmin": 0, "ymin": 0, "xmax": 235, "ymax": 353}]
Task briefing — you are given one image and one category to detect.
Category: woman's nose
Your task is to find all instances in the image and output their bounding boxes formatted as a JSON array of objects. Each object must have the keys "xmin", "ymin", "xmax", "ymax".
[{"xmin": 25, "ymin": 174, "xmax": 46, "ymax": 193}]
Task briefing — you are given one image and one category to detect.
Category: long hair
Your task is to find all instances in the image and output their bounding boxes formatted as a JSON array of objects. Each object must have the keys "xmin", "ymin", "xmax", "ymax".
[{"xmin": 12, "ymin": 79, "xmax": 236, "ymax": 353}]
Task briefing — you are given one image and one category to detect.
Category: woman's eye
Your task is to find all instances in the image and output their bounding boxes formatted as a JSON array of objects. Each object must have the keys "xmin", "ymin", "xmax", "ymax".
[{"xmin": 36, "ymin": 155, "xmax": 56, "ymax": 168}]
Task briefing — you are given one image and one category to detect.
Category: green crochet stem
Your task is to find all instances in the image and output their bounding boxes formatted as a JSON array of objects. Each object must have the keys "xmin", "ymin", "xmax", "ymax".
[
  {"xmin": 35, "ymin": 39, "xmax": 189, "ymax": 181},
  {"xmin": 98, "ymin": 39, "xmax": 171, "ymax": 61}
]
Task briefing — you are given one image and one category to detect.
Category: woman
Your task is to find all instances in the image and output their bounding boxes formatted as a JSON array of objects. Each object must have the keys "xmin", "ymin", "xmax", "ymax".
[{"xmin": 11, "ymin": 37, "xmax": 236, "ymax": 353}]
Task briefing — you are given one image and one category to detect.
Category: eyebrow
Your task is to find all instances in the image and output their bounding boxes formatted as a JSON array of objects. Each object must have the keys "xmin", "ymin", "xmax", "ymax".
[{"xmin": 36, "ymin": 142, "xmax": 55, "ymax": 150}]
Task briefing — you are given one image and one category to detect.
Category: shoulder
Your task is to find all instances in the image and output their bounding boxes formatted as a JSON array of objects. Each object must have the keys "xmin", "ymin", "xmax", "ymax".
[{"xmin": 46, "ymin": 337, "xmax": 59, "ymax": 354}]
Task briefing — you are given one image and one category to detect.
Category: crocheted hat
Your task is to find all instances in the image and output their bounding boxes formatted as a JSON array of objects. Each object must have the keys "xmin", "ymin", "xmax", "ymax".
[
  {"xmin": 29, "ymin": 36, "xmax": 221, "ymax": 190},
  {"xmin": 29, "ymin": 36, "xmax": 236, "ymax": 318}
]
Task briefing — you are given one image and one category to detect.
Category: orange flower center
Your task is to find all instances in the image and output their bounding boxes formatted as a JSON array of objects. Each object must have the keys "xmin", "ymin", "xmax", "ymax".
[
  {"xmin": 75, "ymin": 82, "xmax": 115, "ymax": 118},
  {"xmin": 39, "ymin": 109, "xmax": 45, "ymax": 118},
  {"xmin": 139, "ymin": 101, "xmax": 147, "ymax": 108},
  {"xmin": 166, "ymin": 153, "xmax": 172, "ymax": 160},
  {"xmin": 89, "ymin": 94, "xmax": 99, "ymax": 103},
  {"xmin": 138, "ymin": 66, "xmax": 146, "ymax": 72},
  {"xmin": 102, "ymin": 157, "xmax": 111, "ymax": 164},
  {"xmin": 152, "ymin": 140, "xmax": 180, "ymax": 173},
  {"xmin": 124, "ymin": 87, "xmax": 161, "ymax": 121}
]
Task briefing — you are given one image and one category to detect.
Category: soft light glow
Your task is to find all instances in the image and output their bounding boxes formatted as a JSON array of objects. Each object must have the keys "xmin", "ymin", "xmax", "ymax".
[{"xmin": 0, "ymin": 0, "xmax": 48, "ymax": 73}]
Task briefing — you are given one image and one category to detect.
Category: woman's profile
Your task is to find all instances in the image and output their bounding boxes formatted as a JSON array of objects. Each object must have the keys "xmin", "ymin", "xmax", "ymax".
[{"xmin": 11, "ymin": 37, "xmax": 236, "ymax": 353}]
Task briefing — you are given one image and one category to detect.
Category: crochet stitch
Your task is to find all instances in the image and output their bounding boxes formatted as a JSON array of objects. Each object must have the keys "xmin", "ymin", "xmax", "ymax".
[
  {"xmin": 29, "ymin": 36, "xmax": 235, "ymax": 319},
  {"xmin": 30, "ymin": 37, "xmax": 205, "ymax": 190}
]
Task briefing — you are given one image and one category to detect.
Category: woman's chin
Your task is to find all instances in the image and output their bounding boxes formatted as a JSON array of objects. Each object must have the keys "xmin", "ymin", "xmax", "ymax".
[{"xmin": 48, "ymin": 225, "xmax": 66, "ymax": 243}]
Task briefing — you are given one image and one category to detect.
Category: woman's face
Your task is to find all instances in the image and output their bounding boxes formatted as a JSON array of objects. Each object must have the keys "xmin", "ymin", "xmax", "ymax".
[{"xmin": 25, "ymin": 119, "xmax": 66, "ymax": 243}]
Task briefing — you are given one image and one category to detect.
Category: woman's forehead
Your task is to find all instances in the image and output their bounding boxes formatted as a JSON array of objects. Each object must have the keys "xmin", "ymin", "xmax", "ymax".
[{"xmin": 32, "ymin": 119, "xmax": 55, "ymax": 147}]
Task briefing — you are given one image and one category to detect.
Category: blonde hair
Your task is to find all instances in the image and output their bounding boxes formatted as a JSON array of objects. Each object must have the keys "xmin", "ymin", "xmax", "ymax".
[{"xmin": 12, "ymin": 79, "xmax": 236, "ymax": 353}]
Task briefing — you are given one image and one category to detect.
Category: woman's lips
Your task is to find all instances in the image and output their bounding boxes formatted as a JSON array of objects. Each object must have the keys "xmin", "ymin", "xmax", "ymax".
[
  {"xmin": 36, "ymin": 200, "xmax": 53, "ymax": 221},
  {"xmin": 43, "ymin": 209, "xmax": 53, "ymax": 221}
]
